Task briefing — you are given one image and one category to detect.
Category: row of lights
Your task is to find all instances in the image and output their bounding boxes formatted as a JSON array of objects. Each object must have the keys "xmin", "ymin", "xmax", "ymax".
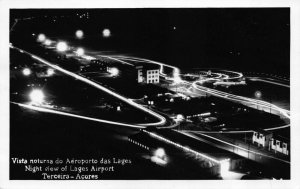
[
  {"xmin": 30, "ymin": 29, "xmax": 113, "ymax": 107},
  {"xmin": 75, "ymin": 29, "xmax": 111, "ymax": 38},
  {"xmin": 37, "ymin": 28, "xmax": 111, "ymax": 41},
  {"xmin": 142, "ymin": 129, "xmax": 231, "ymax": 177}
]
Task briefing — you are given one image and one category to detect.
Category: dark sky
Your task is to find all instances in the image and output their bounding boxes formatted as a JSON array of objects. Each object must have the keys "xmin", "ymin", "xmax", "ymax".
[{"xmin": 10, "ymin": 8, "xmax": 290, "ymax": 75}]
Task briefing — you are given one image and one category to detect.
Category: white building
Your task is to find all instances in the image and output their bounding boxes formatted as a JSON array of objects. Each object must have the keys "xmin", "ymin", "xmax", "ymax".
[
  {"xmin": 136, "ymin": 65, "xmax": 160, "ymax": 84},
  {"xmin": 269, "ymin": 136, "xmax": 289, "ymax": 155},
  {"xmin": 252, "ymin": 130, "xmax": 273, "ymax": 148}
]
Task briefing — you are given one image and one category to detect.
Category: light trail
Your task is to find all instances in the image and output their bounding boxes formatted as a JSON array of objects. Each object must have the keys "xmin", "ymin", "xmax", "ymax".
[
  {"xmin": 248, "ymin": 77, "xmax": 290, "ymax": 88},
  {"xmin": 113, "ymin": 54, "xmax": 290, "ymax": 120},
  {"xmin": 11, "ymin": 102, "xmax": 145, "ymax": 128},
  {"xmin": 11, "ymin": 46, "xmax": 167, "ymax": 127},
  {"xmin": 175, "ymin": 130, "xmax": 290, "ymax": 164},
  {"xmin": 143, "ymin": 130, "xmax": 220, "ymax": 164},
  {"xmin": 191, "ymin": 81, "xmax": 290, "ymax": 119},
  {"xmin": 181, "ymin": 123, "xmax": 290, "ymax": 134}
]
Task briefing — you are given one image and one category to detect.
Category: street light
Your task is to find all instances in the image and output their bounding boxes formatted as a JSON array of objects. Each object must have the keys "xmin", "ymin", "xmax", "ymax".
[
  {"xmin": 37, "ymin": 33, "xmax": 46, "ymax": 42},
  {"xmin": 108, "ymin": 67, "xmax": 119, "ymax": 77},
  {"xmin": 254, "ymin": 91, "xmax": 262, "ymax": 110},
  {"xmin": 44, "ymin": 39, "xmax": 52, "ymax": 46},
  {"xmin": 22, "ymin": 68, "xmax": 31, "ymax": 76},
  {"xmin": 255, "ymin": 91, "xmax": 262, "ymax": 99},
  {"xmin": 29, "ymin": 89, "xmax": 45, "ymax": 105},
  {"xmin": 102, "ymin": 28, "xmax": 111, "ymax": 38},
  {"xmin": 47, "ymin": 68, "xmax": 55, "ymax": 76},
  {"xmin": 56, "ymin": 41, "xmax": 68, "ymax": 52},
  {"xmin": 75, "ymin": 30, "xmax": 84, "ymax": 39},
  {"xmin": 76, "ymin": 47, "xmax": 85, "ymax": 56}
]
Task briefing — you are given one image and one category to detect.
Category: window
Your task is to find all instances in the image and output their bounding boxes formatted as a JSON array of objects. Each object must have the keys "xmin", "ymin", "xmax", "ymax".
[{"xmin": 277, "ymin": 141, "xmax": 280, "ymax": 146}]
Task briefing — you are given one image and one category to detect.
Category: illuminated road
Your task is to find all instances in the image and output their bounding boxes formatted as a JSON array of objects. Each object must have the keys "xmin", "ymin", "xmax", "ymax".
[
  {"xmin": 110, "ymin": 54, "xmax": 290, "ymax": 120},
  {"xmin": 14, "ymin": 39, "xmax": 290, "ymax": 133},
  {"xmin": 75, "ymin": 47, "xmax": 291, "ymax": 129},
  {"xmin": 191, "ymin": 81, "xmax": 290, "ymax": 119},
  {"xmin": 176, "ymin": 130, "xmax": 290, "ymax": 164},
  {"xmin": 10, "ymin": 46, "xmax": 167, "ymax": 127}
]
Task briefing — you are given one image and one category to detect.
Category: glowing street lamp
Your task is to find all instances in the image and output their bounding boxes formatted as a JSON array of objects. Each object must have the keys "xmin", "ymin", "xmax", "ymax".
[
  {"xmin": 22, "ymin": 68, "xmax": 31, "ymax": 76},
  {"xmin": 75, "ymin": 30, "xmax": 84, "ymax": 39},
  {"xmin": 76, "ymin": 47, "xmax": 85, "ymax": 56},
  {"xmin": 154, "ymin": 148, "xmax": 166, "ymax": 159},
  {"xmin": 37, "ymin": 33, "xmax": 46, "ymax": 42},
  {"xmin": 56, "ymin": 41, "xmax": 68, "ymax": 52},
  {"xmin": 44, "ymin": 39, "xmax": 52, "ymax": 46},
  {"xmin": 47, "ymin": 68, "xmax": 55, "ymax": 76},
  {"xmin": 29, "ymin": 89, "xmax": 45, "ymax": 105},
  {"xmin": 102, "ymin": 28, "xmax": 111, "ymax": 38},
  {"xmin": 255, "ymin": 91, "xmax": 262, "ymax": 99},
  {"xmin": 108, "ymin": 67, "xmax": 119, "ymax": 77}
]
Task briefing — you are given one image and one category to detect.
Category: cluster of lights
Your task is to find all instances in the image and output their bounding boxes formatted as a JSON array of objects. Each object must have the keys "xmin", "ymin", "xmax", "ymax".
[
  {"xmin": 108, "ymin": 67, "xmax": 119, "ymax": 76},
  {"xmin": 77, "ymin": 12, "xmax": 89, "ymax": 19},
  {"xmin": 36, "ymin": 33, "xmax": 52, "ymax": 46},
  {"xmin": 29, "ymin": 89, "xmax": 45, "ymax": 105},
  {"xmin": 143, "ymin": 130, "xmax": 230, "ymax": 177},
  {"xmin": 142, "ymin": 130, "xmax": 231, "ymax": 176},
  {"xmin": 143, "ymin": 130, "xmax": 219, "ymax": 164}
]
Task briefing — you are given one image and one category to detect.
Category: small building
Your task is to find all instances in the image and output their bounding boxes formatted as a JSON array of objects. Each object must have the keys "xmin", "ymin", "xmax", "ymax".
[
  {"xmin": 136, "ymin": 64, "xmax": 160, "ymax": 84},
  {"xmin": 252, "ymin": 129, "xmax": 273, "ymax": 148},
  {"xmin": 269, "ymin": 135, "xmax": 289, "ymax": 155}
]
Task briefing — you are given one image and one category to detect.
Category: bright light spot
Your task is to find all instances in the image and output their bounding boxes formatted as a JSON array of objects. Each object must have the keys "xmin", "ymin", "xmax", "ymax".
[
  {"xmin": 173, "ymin": 68, "xmax": 182, "ymax": 83},
  {"xmin": 154, "ymin": 148, "xmax": 166, "ymax": 159},
  {"xmin": 44, "ymin": 39, "xmax": 52, "ymax": 46},
  {"xmin": 255, "ymin": 91, "xmax": 262, "ymax": 98},
  {"xmin": 176, "ymin": 114, "xmax": 184, "ymax": 121},
  {"xmin": 173, "ymin": 26, "xmax": 176, "ymax": 30},
  {"xmin": 151, "ymin": 156, "xmax": 168, "ymax": 166},
  {"xmin": 220, "ymin": 159, "xmax": 230, "ymax": 177},
  {"xmin": 47, "ymin": 68, "xmax": 55, "ymax": 76},
  {"xmin": 173, "ymin": 76, "xmax": 182, "ymax": 84},
  {"xmin": 76, "ymin": 47, "xmax": 85, "ymax": 56},
  {"xmin": 29, "ymin": 89, "xmax": 45, "ymax": 105},
  {"xmin": 37, "ymin": 34, "xmax": 46, "ymax": 42},
  {"xmin": 22, "ymin": 68, "xmax": 31, "ymax": 76},
  {"xmin": 56, "ymin": 41, "xmax": 68, "ymax": 52},
  {"xmin": 151, "ymin": 148, "xmax": 168, "ymax": 165},
  {"xmin": 108, "ymin": 67, "xmax": 119, "ymax": 76},
  {"xmin": 102, "ymin": 28, "xmax": 111, "ymax": 38},
  {"xmin": 75, "ymin": 30, "xmax": 84, "ymax": 39}
]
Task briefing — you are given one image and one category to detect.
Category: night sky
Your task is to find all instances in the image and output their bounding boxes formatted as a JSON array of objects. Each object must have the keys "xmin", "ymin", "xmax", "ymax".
[{"xmin": 10, "ymin": 8, "xmax": 290, "ymax": 76}]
